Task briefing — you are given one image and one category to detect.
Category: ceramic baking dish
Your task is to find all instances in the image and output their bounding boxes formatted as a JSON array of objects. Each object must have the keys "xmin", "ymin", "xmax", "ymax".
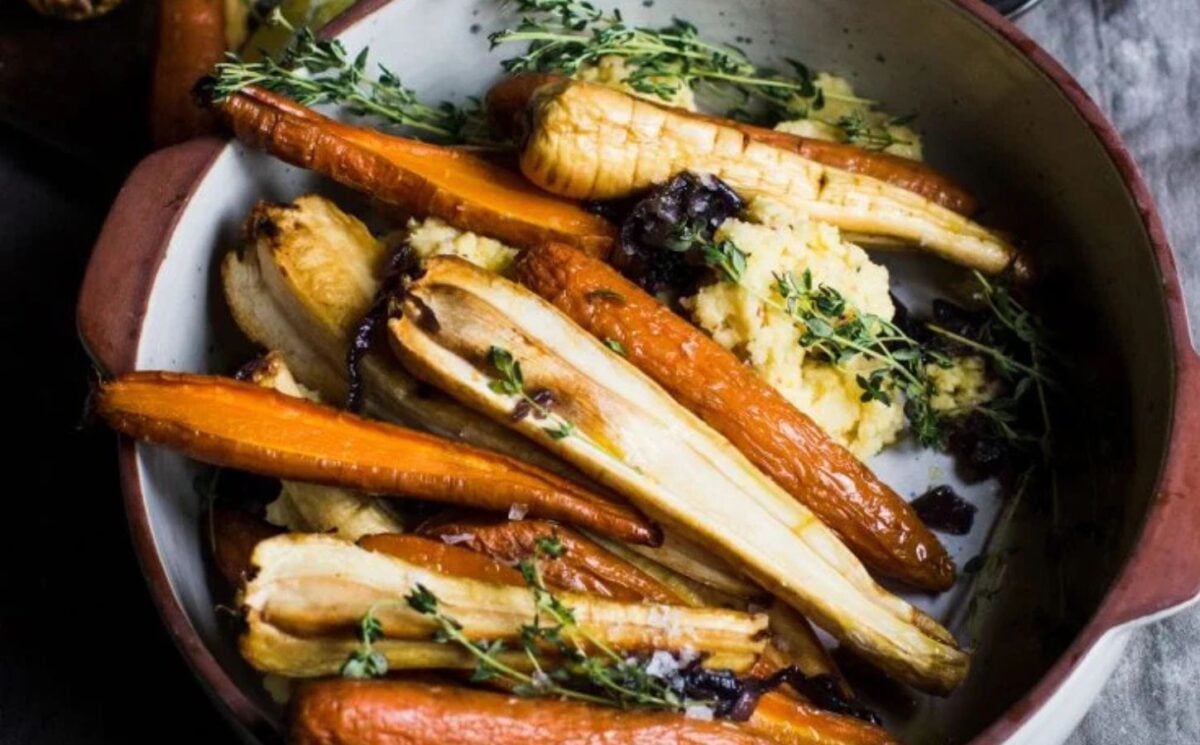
[{"xmin": 77, "ymin": 1, "xmax": 1200, "ymax": 742}]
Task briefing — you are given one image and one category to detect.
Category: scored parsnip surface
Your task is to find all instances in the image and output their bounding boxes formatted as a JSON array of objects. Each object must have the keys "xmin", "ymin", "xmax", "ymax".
[
  {"xmin": 517, "ymin": 78, "xmax": 1026, "ymax": 277},
  {"xmin": 95, "ymin": 371, "xmax": 658, "ymax": 545},
  {"xmin": 214, "ymin": 86, "xmax": 616, "ymax": 257},
  {"xmin": 241, "ymin": 534, "xmax": 767, "ymax": 677},
  {"xmin": 388, "ymin": 257, "xmax": 968, "ymax": 694},
  {"xmin": 514, "ymin": 242, "xmax": 954, "ymax": 591},
  {"xmin": 487, "ymin": 73, "xmax": 977, "ymax": 215}
]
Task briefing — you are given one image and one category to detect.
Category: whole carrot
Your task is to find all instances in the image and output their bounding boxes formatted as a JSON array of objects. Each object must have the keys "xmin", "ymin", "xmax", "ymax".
[
  {"xmin": 150, "ymin": 0, "xmax": 227, "ymax": 147},
  {"xmin": 514, "ymin": 242, "xmax": 954, "ymax": 590},
  {"xmin": 96, "ymin": 371, "xmax": 659, "ymax": 546}
]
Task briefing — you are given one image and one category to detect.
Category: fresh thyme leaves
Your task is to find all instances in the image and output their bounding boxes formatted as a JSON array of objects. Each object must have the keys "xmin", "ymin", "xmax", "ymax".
[
  {"xmin": 391, "ymin": 537, "xmax": 720, "ymax": 712},
  {"xmin": 486, "ymin": 346, "xmax": 590, "ymax": 445},
  {"xmin": 210, "ymin": 12, "xmax": 492, "ymax": 144},
  {"xmin": 490, "ymin": 0, "xmax": 905, "ymax": 145},
  {"xmin": 486, "ymin": 346, "xmax": 526, "ymax": 396},
  {"xmin": 765, "ymin": 269, "xmax": 947, "ymax": 445},
  {"xmin": 835, "ymin": 111, "xmax": 915, "ymax": 151},
  {"xmin": 604, "ymin": 338, "xmax": 627, "ymax": 356},
  {"xmin": 340, "ymin": 604, "xmax": 390, "ymax": 678}
]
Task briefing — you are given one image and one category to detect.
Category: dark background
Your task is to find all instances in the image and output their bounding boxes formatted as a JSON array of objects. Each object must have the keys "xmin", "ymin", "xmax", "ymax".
[{"xmin": 0, "ymin": 1, "xmax": 228, "ymax": 742}]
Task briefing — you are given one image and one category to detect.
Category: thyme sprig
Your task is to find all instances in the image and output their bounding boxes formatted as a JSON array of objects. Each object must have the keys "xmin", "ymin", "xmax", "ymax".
[
  {"xmin": 345, "ymin": 537, "xmax": 717, "ymax": 713},
  {"xmin": 210, "ymin": 12, "xmax": 492, "ymax": 144},
  {"xmin": 491, "ymin": 0, "xmax": 903, "ymax": 147}
]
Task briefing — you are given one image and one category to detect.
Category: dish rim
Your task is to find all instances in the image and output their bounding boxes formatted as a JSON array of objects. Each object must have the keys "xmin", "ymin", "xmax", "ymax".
[{"xmin": 76, "ymin": 0, "xmax": 1200, "ymax": 741}]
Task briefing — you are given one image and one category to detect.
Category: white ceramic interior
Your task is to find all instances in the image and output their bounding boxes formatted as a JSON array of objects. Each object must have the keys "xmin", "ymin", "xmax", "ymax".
[{"xmin": 126, "ymin": 1, "xmax": 1182, "ymax": 743}]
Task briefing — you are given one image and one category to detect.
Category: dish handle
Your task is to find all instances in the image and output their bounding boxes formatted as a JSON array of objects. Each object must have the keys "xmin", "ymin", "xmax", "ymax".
[
  {"xmin": 77, "ymin": 138, "xmax": 224, "ymax": 376},
  {"xmin": 1098, "ymin": 342, "xmax": 1200, "ymax": 628}
]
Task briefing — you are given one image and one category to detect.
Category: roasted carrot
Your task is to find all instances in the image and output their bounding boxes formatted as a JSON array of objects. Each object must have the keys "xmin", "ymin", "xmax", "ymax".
[
  {"xmin": 211, "ymin": 507, "xmax": 281, "ymax": 585},
  {"xmin": 212, "ymin": 86, "xmax": 616, "ymax": 257},
  {"xmin": 150, "ymin": 0, "xmax": 227, "ymax": 147},
  {"xmin": 96, "ymin": 372, "xmax": 659, "ymax": 546},
  {"xmin": 748, "ymin": 694, "xmax": 897, "ymax": 745},
  {"xmin": 357, "ymin": 533, "xmax": 525, "ymax": 587},
  {"xmin": 289, "ymin": 679, "xmax": 775, "ymax": 745},
  {"xmin": 513, "ymin": 242, "xmax": 954, "ymax": 590},
  {"xmin": 417, "ymin": 515, "xmax": 681, "ymax": 603},
  {"xmin": 487, "ymin": 73, "xmax": 977, "ymax": 215}
]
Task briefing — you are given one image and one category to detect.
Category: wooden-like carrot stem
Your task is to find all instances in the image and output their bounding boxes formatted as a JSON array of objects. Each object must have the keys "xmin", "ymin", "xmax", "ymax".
[
  {"xmin": 96, "ymin": 371, "xmax": 659, "ymax": 545},
  {"xmin": 513, "ymin": 242, "xmax": 954, "ymax": 591},
  {"xmin": 487, "ymin": 74, "xmax": 977, "ymax": 215},
  {"xmin": 213, "ymin": 86, "xmax": 616, "ymax": 257}
]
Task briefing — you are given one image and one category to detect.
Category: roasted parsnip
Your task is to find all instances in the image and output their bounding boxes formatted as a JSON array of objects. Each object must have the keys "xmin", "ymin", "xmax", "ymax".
[
  {"xmin": 95, "ymin": 372, "xmax": 658, "ymax": 545},
  {"xmin": 488, "ymin": 73, "xmax": 977, "ymax": 215},
  {"xmin": 388, "ymin": 257, "xmax": 968, "ymax": 694},
  {"xmin": 514, "ymin": 241, "xmax": 954, "ymax": 590},
  {"xmin": 516, "ymin": 78, "xmax": 1026, "ymax": 277},
  {"xmin": 241, "ymin": 534, "xmax": 767, "ymax": 677},
  {"xmin": 213, "ymin": 86, "xmax": 616, "ymax": 256},
  {"xmin": 221, "ymin": 195, "xmax": 585, "ymax": 478}
]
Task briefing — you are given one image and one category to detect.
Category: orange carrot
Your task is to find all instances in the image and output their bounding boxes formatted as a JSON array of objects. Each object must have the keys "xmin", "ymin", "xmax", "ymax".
[{"xmin": 96, "ymin": 372, "xmax": 659, "ymax": 545}]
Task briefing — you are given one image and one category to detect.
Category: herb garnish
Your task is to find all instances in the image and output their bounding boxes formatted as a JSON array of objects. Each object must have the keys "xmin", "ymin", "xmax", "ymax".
[
  {"xmin": 486, "ymin": 346, "xmax": 586, "ymax": 443},
  {"xmin": 210, "ymin": 11, "xmax": 493, "ymax": 144},
  {"xmin": 346, "ymin": 537, "xmax": 721, "ymax": 713},
  {"xmin": 491, "ymin": 0, "xmax": 907, "ymax": 146},
  {"xmin": 604, "ymin": 338, "xmax": 627, "ymax": 356}
]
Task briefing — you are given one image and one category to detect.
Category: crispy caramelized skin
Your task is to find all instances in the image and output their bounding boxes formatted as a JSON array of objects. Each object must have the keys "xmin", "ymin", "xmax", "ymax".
[
  {"xmin": 96, "ymin": 372, "xmax": 658, "ymax": 545},
  {"xmin": 289, "ymin": 679, "xmax": 776, "ymax": 745},
  {"xmin": 515, "ymin": 78, "xmax": 1027, "ymax": 278},
  {"xmin": 388, "ymin": 257, "xmax": 968, "ymax": 694},
  {"xmin": 487, "ymin": 73, "xmax": 977, "ymax": 215},
  {"xmin": 417, "ymin": 515, "xmax": 681, "ymax": 603},
  {"xmin": 514, "ymin": 242, "xmax": 954, "ymax": 591},
  {"xmin": 213, "ymin": 86, "xmax": 616, "ymax": 257}
]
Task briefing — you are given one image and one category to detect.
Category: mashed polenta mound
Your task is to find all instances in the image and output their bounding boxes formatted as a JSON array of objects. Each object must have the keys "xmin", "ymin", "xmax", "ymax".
[
  {"xmin": 685, "ymin": 200, "xmax": 905, "ymax": 458},
  {"xmin": 928, "ymin": 355, "xmax": 996, "ymax": 412},
  {"xmin": 775, "ymin": 73, "xmax": 923, "ymax": 161},
  {"xmin": 406, "ymin": 217, "xmax": 519, "ymax": 274}
]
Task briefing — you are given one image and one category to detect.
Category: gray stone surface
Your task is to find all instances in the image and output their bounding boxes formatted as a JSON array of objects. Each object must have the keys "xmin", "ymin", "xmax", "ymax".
[{"xmin": 1017, "ymin": 2, "xmax": 1200, "ymax": 743}]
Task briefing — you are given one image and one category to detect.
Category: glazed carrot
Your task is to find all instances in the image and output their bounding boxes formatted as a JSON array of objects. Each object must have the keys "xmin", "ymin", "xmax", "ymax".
[
  {"xmin": 357, "ymin": 533, "xmax": 525, "ymax": 587},
  {"xmin": 150, "ymin": 0, "xmax": 227, "ymax": 147},
  {"xmin": 211, "ymin": 508, "xmax": 281, "ymax": 585},
  {"xmin": 513, "ymin": 242, "xmax": 955, "ymax": 590},
  {"xmin": 213, "ymin": 86, "xmax": 616, "ymax": 257},
  {"xmin": 486, "ymin": 74, "xmax": 977, "ymax": 215},
  {"xmin": 96, "ymin": 372, "xmax": 659, "ymax": 546},
  {"xmin": 289, "ymin": 679, "xmax": 775, "ymax": 745},
  {"xmin": 417, "ymin": 516, "xmax": 681, "ymax": 603},
  {"xmin": 748, "ymin": 694, "xmax": 897, "ymax": 745}
]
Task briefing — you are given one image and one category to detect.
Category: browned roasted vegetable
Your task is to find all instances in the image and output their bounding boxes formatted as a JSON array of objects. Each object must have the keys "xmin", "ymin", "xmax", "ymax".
[
  {"xmin": 417, "ymin": 515, "xmax": 680, "ymax": 603},
  {"xmin": 516, "ymin": 78, "xmax": 1026, "ymax": 277},
  {"xmin": 388, "ymin": 257, "xmax": 968, "ymax": 694},
  {"xmin": 488, "ymin": 73, "xmax": 977, "ymax": 215},
  {"xmin": 513, "ymin": 241, "xmax": 954, "ymax": 591},
  {"xmin": 241, "ymin": 534, "xmax": 768, "ymax": 677},
  {"xmin": 212, "ymin": 86, "xmax": 616, "ymax": 257},
  {"xmin": 358, "ymin": 533, "xmax": 525, "ymax": 587},
  {"xmin": 95, "ymin": 371, "xmax": 659, "ymax": 545},
  {"xmin": 211, "ymin": 508, "xmax": 281, "ymax": 585},
  {"xmin": 289, "ymin": 679, "xmax": 776, "ymax": 745},
  {"xmin": 150, "ymin": 0, "xmax": 226, "ymax": 147}
]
